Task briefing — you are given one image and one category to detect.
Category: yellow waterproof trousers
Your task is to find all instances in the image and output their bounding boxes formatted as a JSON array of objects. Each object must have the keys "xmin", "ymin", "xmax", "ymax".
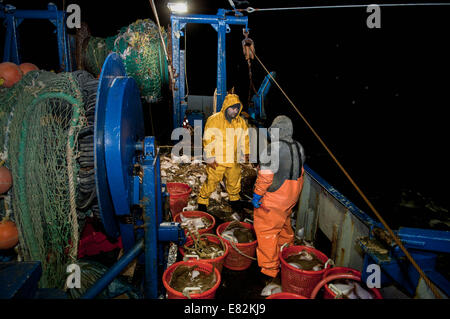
[{"xmin": 198, "ymin": 164, "xmax": 241, "ymax": 206}]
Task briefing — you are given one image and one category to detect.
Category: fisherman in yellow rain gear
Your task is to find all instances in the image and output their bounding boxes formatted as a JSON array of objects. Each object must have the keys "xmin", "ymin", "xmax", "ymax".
[{"xmin": 197, "ymin": 93, "xmax": 250, "ymax": 213}]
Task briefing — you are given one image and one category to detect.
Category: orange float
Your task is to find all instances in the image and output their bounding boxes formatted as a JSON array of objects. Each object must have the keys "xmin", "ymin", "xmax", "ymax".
[
  {"xmin": 0, "ymin": 166, "xmax": 12, "ymax": 194},
  {"xmin": 0, "ymin": 219, "xmax": 19, "ymax": 250},
  {"xmin": 0, "ymin": 62, "xmax": 22, "ymax": 88},
  {"xmin": 19, "ymin": 62, "xmax": 39, "ymax": 75}
]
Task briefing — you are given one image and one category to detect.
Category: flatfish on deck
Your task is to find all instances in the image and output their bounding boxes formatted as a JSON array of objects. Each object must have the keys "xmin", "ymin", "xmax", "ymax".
[{"xmin": 286, "ymin": 249, "xmax": 324, "ymax": 271}]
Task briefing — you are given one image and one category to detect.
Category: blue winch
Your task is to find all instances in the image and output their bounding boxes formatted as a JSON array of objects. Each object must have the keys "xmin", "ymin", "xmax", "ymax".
[{"xmin": 78, "ymin": 53, "xmax": 186, "ymax": 299}]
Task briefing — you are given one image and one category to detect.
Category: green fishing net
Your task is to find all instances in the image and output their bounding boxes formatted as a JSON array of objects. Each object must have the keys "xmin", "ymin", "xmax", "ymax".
[
  {"xmin": 0, "ymin": 70, "xmax": 87, "ymax": 289},
  {"xmin": 82, "ymin": 19, "xmax": 169, "ymax": 102}
]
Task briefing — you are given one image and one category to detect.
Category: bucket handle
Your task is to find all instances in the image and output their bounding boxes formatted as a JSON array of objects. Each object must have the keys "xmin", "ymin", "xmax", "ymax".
[
  {"xmin": 183, "ymin": 206, "xmax": 195, "ymax": 212},
  {"xmin": 280, "ymin": 243, "xmax": 289, "ymax": 252},
  {"xmin": 244, "ymin": 218, "xmax": 253, "ymax": 224},
  {"xmin": 324, "ymin": 259, "xmax": 334, "ymax": 269},
  {"xmin": 328, "ymin": 283, "xmax": 345, "ymax": 299}
]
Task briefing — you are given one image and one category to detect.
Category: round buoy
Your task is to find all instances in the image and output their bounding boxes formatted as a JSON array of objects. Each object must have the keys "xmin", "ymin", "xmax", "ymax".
[
  {"xmin": 0, "ymin": 62, "xmax": 22, "ymax": 88},
  {"xmin": 0, "ymin": 219, "xmax": 19, "ymax": 250},
  {"xmin": 0, "ymin": 166, "xmax": 12, "ymax": 194},
  {"xmin": 19, "ymin": 62, "xmax": 39, "ymax": 75}
]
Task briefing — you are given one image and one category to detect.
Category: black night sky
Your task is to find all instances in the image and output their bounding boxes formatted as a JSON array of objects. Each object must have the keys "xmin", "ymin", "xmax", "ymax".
[{"xmin": 1, "ymin": 0, "xmax": 449, "ymax": 228}]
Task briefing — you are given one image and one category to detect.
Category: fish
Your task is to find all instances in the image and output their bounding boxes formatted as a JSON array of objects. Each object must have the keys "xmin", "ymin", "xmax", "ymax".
[
  {"xmin": 353, "ymin": 282, "xmax": 374, "ymax": 299},
  {"xmin": 288, "ymin": 262, "xmax": 303, "ymax": 269},
  {"xmin": 329, "ymin": 281, "xmax": 374, "ymax": 299},
  {"xmin": 312, "ymin": 264, "xmax": 323, "ymax": 271},
  {"xmin": 298, "ymin": 250, "xmax": 314, "ymax": 261},
  {"xmin": 231, "ymin": 213, "xmax": 241, "ymax": 221},
  {"xmin": 221, "ymin": 230, "xmax": 239, "ymax": 243},
  {"xmin": 260, "ymin": 283, "xmax": 282, "ymax": 297},
  {"xmin": 179, "ymin": 213, "xmax": 209, "ymax": 230},
  {"xmin": 170, "ymin": 264, "xmax": 217, "ymax": 295},
  {"xmin": 210, "ymin": 191, "xmax": 221, "ymax": 202}
]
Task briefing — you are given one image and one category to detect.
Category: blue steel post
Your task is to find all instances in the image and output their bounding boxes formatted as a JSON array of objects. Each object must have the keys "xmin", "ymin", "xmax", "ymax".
[
  {"xmin": 180, "ymin": 50, "xmax": 187, "ymax": 123},
  {"xmin": 216, "ymin": 18, "xmax": 227, "ymax": 112},
  {"xmin": 1, "ymin": 3, "xmax": 72, "ymax": 70},
  {"xmin": 155, "ymin": 150, "xmax": 166, "ymax": 270},
  {"xmin": 171, "ymin": 17, "xmax": 181, "ymax": 128},
  {"xmin": 81, "ymin": 239, "xmax": 144, "ymax": 299},
  {"xmin": 2, "ymin": 14, "xmax": 20, "ymax": 64},
  {"xmin": 170, "ymin": 10, "xmax": 248, "ymax": 127},
  {"xmin": 56, "ymin": 8, "xmax": 71, "ymax": 71},
  {"xmin": 142, "ymin": 136, "xmax": 159, "ymax": 298}
]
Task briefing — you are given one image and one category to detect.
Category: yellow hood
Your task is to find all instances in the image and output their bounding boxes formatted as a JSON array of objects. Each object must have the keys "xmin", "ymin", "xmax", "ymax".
[
  {"xmin": 221, "ymin": 94, "xmax": 243, "ymax": 116},
  {"xmin": 203, "ymin": 93, "xmax": 249, "ymax": 166}
]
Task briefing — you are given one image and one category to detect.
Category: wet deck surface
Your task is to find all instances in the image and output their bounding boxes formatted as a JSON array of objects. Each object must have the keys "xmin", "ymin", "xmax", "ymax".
[{"xmin": 215, "ymin": 261, "xmax": 267, "ymax": 300}]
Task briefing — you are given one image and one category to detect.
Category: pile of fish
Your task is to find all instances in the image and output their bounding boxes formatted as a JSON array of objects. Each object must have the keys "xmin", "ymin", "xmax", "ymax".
[
  {"xmin": 183, "ymin": 236, "xmax": 225, "ymax": 260},
  {"xmin": 160, "ymin": 154, "xmax": 226, "ymax": 209},
  {"xmin": 328, "ymin": 279, "xmax": 375, "ymax": 299},
  {"xmin": 160, "ymin": 153, "xmax": 257, "ymax": 221},
  {"xmin": 169, "ymin": 264, "xmax": 217, "ymax": 296},
  {"xmin": 285, "ymin": 249, "xmax": 325, "ymax": 271},
  {"xmin": 178, "ymin": 212, "xmax": 213, "ymax": 233},
  {"xmin": 220, "ymin": 221, "xmax": 255, "ymax": 243},
  {"xmin": 160, "ymin": 154, "xmax": 208, "ymax": 209}
]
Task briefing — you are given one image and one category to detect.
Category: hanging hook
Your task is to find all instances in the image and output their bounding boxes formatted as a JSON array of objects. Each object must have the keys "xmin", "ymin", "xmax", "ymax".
[{"xmin": 242, "ymin": 29, "xmax": 255, "ymax": 61}]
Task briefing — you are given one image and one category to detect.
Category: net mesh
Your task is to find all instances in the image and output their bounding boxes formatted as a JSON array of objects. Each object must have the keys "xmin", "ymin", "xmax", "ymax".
[
  {"xmin": 82, "ymin": 19, "xmax": 168, "ymax": 102},
  {"xmin": 0, "ymin": 70, "xmax": 87, "ymax": 289}
]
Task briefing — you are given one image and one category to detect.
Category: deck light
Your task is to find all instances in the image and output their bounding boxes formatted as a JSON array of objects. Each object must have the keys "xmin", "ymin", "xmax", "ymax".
[{"xmin": 167, "ymin": 2, "xmax": 188, "ymax": 13}]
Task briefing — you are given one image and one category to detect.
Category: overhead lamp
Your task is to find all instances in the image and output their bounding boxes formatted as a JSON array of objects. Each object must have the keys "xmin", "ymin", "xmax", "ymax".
[{"xmin": 167, "ymin": 2, "xmax": 188, "ymax": 13}]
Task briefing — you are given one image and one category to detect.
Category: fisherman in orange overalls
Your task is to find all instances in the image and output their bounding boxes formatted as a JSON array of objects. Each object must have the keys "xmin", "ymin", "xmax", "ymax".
[{"xmin": 252, "ymin": 115, "xmax": 305, "ymax": 281}]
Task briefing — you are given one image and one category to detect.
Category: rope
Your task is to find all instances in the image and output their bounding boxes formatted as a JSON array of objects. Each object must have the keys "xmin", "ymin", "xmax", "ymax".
[
  {"xmin": 66, "ymin": 125, "xmax": 79, "ymax": 261},
  {"xmin": 239, "ymin": 3, "xmax": 450, "ymax": 13},
  {"xmin": 221, "ymin": 222, "xmax": 257, "ymax": 260},
  {"xmin": 183, "ymin": 232, "xmax": 227, "ymax": 260},
  {"xmin": 149, "ymin": 0, "xmax": 175, "ymax": 91},
  {"xmin": 250, "ymin": 48, "xmax": 442, "ymax": 299},
  {"xmin": 229, "ymin": 240, "xmax": 257, "ymax": 261}
]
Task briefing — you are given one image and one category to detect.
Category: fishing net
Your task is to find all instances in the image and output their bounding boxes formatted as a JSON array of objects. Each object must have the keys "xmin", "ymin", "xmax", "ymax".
[
  {"xmin": 82, "ymin": 36, "xmax": 116, "ymax": 77},
  {"xmin": 82, "ymin": 19, "xmax": 169, "ymax": 102},
  {"xmin": 0, "ymin": 70, "xmax": 99, "ymax": 289}
]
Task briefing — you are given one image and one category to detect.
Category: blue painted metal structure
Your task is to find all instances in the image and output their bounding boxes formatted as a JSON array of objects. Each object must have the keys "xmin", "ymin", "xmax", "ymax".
[
  {"xmin": 89, "ymin": 53, "xmax": 186, "ymax": 299},
  {"xmin": 249, "ymin": 71, "xmax": 276, "ymax": 120},
  {"xmin": 359, "ymin": 226, "xmax": 450, "ymax": 296},
  {"xmin": 170, "ymin": 9, "xmax": 248, "ymax": 128},
  {"xmin": 0, "ymin": 2, "xmax": 72, "ymax": 71},
  {"xmin": 303, "ymin": 164, "xmax": 450, "ymax": 297}
]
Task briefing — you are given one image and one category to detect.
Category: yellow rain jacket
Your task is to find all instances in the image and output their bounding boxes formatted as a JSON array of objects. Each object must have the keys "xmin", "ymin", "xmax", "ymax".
[
  {"xmin": 203, "ymin": 94, "xmax": 250, "ymax": 166},
  {"xmin": 198, "ymin": 94, "xmax": 250, "ymax": 206}
]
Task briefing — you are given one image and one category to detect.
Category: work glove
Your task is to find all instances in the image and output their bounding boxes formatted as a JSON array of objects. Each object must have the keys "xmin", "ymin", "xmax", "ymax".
[
  {"xmin": 252, "ymin": 193, "xmax": 263, "ymax": 208},
  {"xmin": 206, "ymin": 157, "xmax": 219, "ymax": 170}
]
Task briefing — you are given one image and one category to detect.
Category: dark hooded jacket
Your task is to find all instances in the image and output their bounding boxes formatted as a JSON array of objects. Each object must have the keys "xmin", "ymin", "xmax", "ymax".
[{"xmin": 260, "ymin": 115, "xmax": 305, "ymax": 192}]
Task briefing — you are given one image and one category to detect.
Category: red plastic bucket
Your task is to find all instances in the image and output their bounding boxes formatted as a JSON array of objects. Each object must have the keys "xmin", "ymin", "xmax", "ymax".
[
  {"xmin": 322, "ymin": 267, "xmax": 383, "ymax": 299},
  {"xmin": 279, "ymin": 245, "xmax": 331, "ymax": 298},
  {"xmin": 162, "ymin": 260, "xmax": 221, "ymax": 299},
  {"xmin": 266, "ymin": 292, "xmax": 308, "ymax": 299},
  {"xmin": 166, "ymin": 182, "xmax": 192, "ymax": 214},
  {"xmin": 216, "ymin": 222, "xmax": 258, "ymax": 271},
  {"xmin": 173, "ymin": 210, "xmax": 216, "ymax": 235},
  {"xmin": 179, "ymin": 234, "xmax": 229, "ymax": 273}
]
